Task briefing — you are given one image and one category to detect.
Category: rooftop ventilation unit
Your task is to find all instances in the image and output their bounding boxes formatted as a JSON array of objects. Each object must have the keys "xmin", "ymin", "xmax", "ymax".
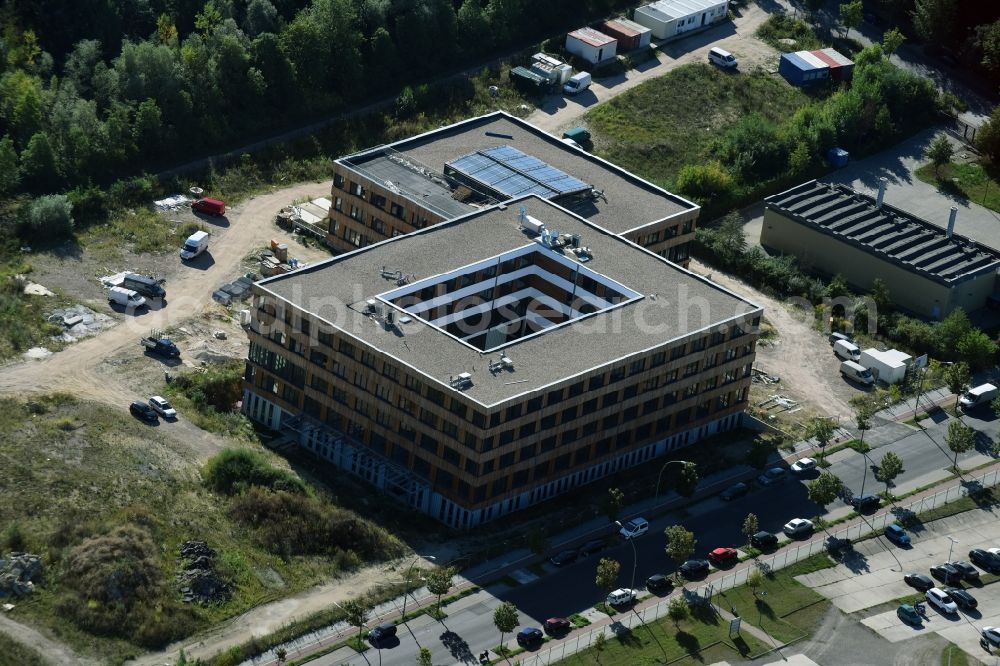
[
  {"xmin": 381, "ymin": 267, "xmax": 403, "ymax": 281},
  {"xmin": 520, "ymin": 210, "xmax": 545, "ymax": 235},
  {"xmin": 501, "ymin": 355, "xmax": 514, "ymax": 370},
  {"xmin": 365, "ymin": 299, "xmax": 377, "ymax": 313},
  {"xmin": 449, "ymin": 372, "xmax": 473, "ymax": 390}
]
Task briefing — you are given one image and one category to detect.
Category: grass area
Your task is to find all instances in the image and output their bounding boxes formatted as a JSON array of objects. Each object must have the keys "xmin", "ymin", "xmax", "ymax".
[
  {"xmin": 552, "ymin": 610, "xmax": 768, "ymax": 665},
  {"xmin": 0, "ymin": 394, "xmax": 401, "ymax": 664},
  {"xmin": 714, "ymin": 554, "xmax": 834, "ymax": 645},
  {"xmin": 569, "ymin": 613, "xmax": 592, "ymax": 628},
  {"xmin": 900, "ymin": 486, "xmax": 997, "ymax": 527},
  {"xmin": 162, "ymin": 360, "xmax": 255, "ymax": 439},
  {"xmin": 584, "ymin": 63, "xmax": 812, "ymax": 192},
  {"xmin": 0, "ymin": 633, "xmax": 50, "ymax": 666},
  {"xmin": 942, "ymin": 642, "xmax": 983, "ymax": 666},
  {"xmin": 915, "ymin": 161, "xmax": 1000, "ymax": 214},
  {"xmin": 756, "ymin": 14, "xmax": 826, "ymax": 52}
]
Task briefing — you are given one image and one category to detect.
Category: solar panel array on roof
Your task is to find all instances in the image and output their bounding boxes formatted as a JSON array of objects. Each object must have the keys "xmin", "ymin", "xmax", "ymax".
[{"xmin": 446, "ymin": 145, "xmax": 590, "ymax": 200}]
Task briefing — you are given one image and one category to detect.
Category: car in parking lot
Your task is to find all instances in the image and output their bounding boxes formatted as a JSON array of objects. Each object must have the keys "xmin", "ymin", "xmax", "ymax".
[
  {"xmin": 720, "ymin": 482, "xmax": 749, "ymax": 501},
  {"xmin": 943, "ymin": 587, "xmax": 977, "ymax": 610},
  {"xmin": 516, "ymin": 627, "xmax": 544, "ymax": 647},
  {"xmin": 897, "ymin": 604, "xmax": 922, "ymax": 625},
  {"xmin": 646, "ymin": 573, "xmax": 673, "ymax": 593},
  {"xmin": 884, "ymin": 524, "xmax": 911, "ymax": 546},
  {"xmin": 708, "ymin": 547, "xmax": 738, "ymax": 566},
  {"xmin": 750, "ymin": 531, "xmax": 778, "ymax": 550},
  {"xmin": 783, "ymin": 518, "xmax": 814, "ymax": 537},
  {"xmin": 579, "ymin": 539, "xmax": 606, "ymax": 557},
  {"xmin": 129, "ymin": 400, "xmax": 159, "ymax": 423},
  {"xmin": 969, "ymin": 548, "xmax": 1000, "ymax": 573},
  {"xmin": 904, "ymin": 573, "xmax": 934, "ymax": 591},
  {"xmin": 947, "ymin": 560, "xmax": 980, "ymax": 582},
  {"xmin": 790, "ymin": 458, "xmax": 817, "ymax": 473},
  {"xmin": 850, "ymin": 494, "xmax": 880, "ymax": 512},
  {"xmin": 678, "ymin": 559, "xmax": 710, "ymax": 578},
  {"xmin": 618, "ymin": 517, "xmax": 649, "ymax": 539},
  {"xmin": 757, "ymin": 468, "xmax": 786, "ymax": 486},
  {"xmin": 148, "ymin": 395, "xmax": 177, "ymax": 419},
  {"xmin": 926, "ymin": 587, "xmax": 958, "ymax": 615},
  {"xmin": 606, "ymin": 588, "xmax": 637, "ymax": 606},
  {"xmin": 930, "ymin": 563, "xmax": 964, "ymax": 585},
  {"xmin": 544, "ymin": 617, "xmax": 570, "ymax": 635},
  {"xmin": 982, "ymin": 627, "xmax": 1000, "ymax": 649},
  {"xmin": 549, "ymin": 550, "xmax": 578, "ymax": 566}
]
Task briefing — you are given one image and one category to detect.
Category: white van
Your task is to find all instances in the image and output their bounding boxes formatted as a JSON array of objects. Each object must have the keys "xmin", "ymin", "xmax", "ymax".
[
  {"xmin": 840, "ymin": 360, "xmax": 874, "ymax": 385},
  {"xmin": 834, "ymin": 339, "xmax": 861, "ymax": 362},
  {"xmin": 959, "ymin": 383, "xmax": 998, "ymax": 410},
  {"xmin": 563, "ymin": 72, "xmax": 592, "ymax": 95},
  {"xmin": 180, "ymin": 230, "xmax": 210, "ymax": 261},
  {"xmin": 108, "ymin": 286, "xmax": 147, "ymax": 310},
  {"xmin": 708, "ymin": 47, "xmax": 738, "ymax": 69}
]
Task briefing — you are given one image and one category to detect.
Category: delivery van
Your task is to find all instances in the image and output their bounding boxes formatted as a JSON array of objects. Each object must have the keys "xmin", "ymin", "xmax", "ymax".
[
  {"xmin": 834, "ymin": 339, "xmax": 861, "ymax": 362},
  {"xmin": 708, "ymin": 47, "xmax": 738, "ymax": 69},
  {"xmin": 959, "ymin": 383, "xmax": 998, "ymax": 411},
  {"xmin": 840, "ymin": 360, "xmax": 874, "ymax": 385},
  {"xmin": 191, "ymin": 197, "xmax": 226, "ymax": 216},
  {"xmin": 563, "ymin": 72, "xmax": 592, "ymax": 95},
  {"xmin": 108, "ymin": 286, "xmax": 147, "ymax": 311},
  {"xmin": 180, "ymin": 231, "xmax": 210, "ymax": 261}
]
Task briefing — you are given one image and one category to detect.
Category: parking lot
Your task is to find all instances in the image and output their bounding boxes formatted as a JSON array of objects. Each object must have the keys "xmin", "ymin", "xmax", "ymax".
[{"xmin": 795, "ymin": 508, "xmax": 1000, "ymax": 659}]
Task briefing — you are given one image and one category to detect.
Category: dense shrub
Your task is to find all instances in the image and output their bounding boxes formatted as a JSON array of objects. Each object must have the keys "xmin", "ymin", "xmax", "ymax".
[
  {"xmin": 171, "ymin": 361, "xmax": 246, "ymax": 413},
  {"xmin": 203, "ymin": 448, "xmax": 308, "ymax": 496},
  {"xmin": 674, "ymin": 161, "xmax": 734, "ymax": 200},
  {"xmin": 712, "ymin": 113, "xmax": 790, "ymax": 182},
  {"xmin": 21, "ymin": 194, "xmax": 73, "ymax": 240}
]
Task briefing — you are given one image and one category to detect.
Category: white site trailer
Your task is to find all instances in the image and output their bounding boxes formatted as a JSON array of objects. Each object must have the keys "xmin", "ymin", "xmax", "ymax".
[{"xmin": 633, "ymin": 0, "xmax": 730, "ymax": 41}]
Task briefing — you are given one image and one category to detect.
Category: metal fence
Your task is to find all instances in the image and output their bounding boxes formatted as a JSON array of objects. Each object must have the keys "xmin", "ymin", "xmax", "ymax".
[{"xmin": 517, "ymin": 466, "xmax": 1000, "ymax": 666}]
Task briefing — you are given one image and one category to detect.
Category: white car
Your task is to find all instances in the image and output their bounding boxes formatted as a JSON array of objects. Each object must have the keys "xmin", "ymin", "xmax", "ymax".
[
  {"xmin": 790, "ymin": 458, "xmax": 817, "ymax": 473},
  {"xmin": 926, "ymin": 587, "xmax": 958, "ymax": 614},
  {"xmin": 618, "ymin": 517, "xmax": 649, "ymax": 540},
  {"xmin": 148, "ymin": 396, "xmax": 177, "ymax": 419},
  {"xmin": 982, "ymin": 626, "xmax": 1000, "ymax": 647},
  {"xmin": 606, "ymin": 588, "xmax": 637, "ymax": 606},
  {"xmin": 783, "ymin": 518, "xmax": 814, "ymax": 537}
]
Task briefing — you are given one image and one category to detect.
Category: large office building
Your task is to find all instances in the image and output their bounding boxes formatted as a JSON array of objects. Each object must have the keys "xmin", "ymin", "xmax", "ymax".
[
  {"xmin": 326, "ymin": 111, "xmax": 700, "ymax": 267},
  {"xmin": 762, "ymin": 180, "xmax": 1000, "ymax": 319},
  {"xmin": 244, "ymin": 194, "xmax": 762, "ymax": 528}
]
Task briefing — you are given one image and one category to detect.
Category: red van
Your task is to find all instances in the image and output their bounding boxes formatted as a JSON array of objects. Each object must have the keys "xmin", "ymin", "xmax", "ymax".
[{"xmin": 191, "ymin": 198, "xmax": 226, "ymax": 216}]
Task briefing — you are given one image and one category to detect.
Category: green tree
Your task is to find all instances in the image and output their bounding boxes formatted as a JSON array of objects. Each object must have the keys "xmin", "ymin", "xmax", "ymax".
[
  {"xmin": 341, "ymin": 599, "xmax": 370, "ymax": 647},
  {"xmin": 713, "ymin": 214, "xmax": 747, "ymax": 266},
  {"xmin": 956, "ymin": 330, "xmax": 998, "ymax": 370},
  {"xmin": 912, "ymin": 0, "xmax": 957, "ymax": 44},
  {"xmin": 0, "ymin": 136, "xmax": 18, "ymax": 194},
  {"xmin": 993, "ymin": 392, "xmax": 1000, "ymax": 419},
  {"xmin": 809, "ymin": 417, "xmax": 836, "ymax": 462},
  {"xmin": 742, "ymin": 513, "xmax": 759, "ymax": 550},
  {"xmin": 595, "ymin": 557, "xmax": 621, "ymax": 614},
  {"xmin": 417, "ymin": 646, "xmax": 433, "ymax": 666},
  {"xmin": 244, "ymin": 0, "xmax": 280, "ymax": 36},
  {"xmin": 604, "ymin": 487, "xmax": 625, "ymax": 522},
  {"xmin": 747, "ymin": 568, "xmax": 765, "ymax": 597},
  {"xmin": 926, "ymin": 134, "xmax": 954, "ymax": 176},
  {"xmin": 674, "ymin": 161, "xmax": 734, "ymax": 201},
  {"xmin": 667, "ymin": 596, "xmax": 689, "ymax": 627},
  {"xmin": 826, "ymin": 274, "xmax": 850, "ymax": 299},
  {"xmin": 807, "ymin": 472, "xmax": 844, "ymax": 512},
  {"xmin": 133, "ymin": 98, "xmax": 163, "ymax": 155},
  {"xmin": 593, "ymin": 632, "xmax": 607, "ymax": 662},
  {"xmin": 155, "ymin": 14, "xmax": 179, "ymax": 46},
  {"xmin": 854, "ymin": 402, "xmax": 874, "ymax": 450},
  {"xmin": 839, "ymin": 0, "xmax": 863, "ymax": 37},
  {"xmin": 664, "ymin": 525, "xmax": 696, "ymax": 578},
  {"xmin": 945, "ymin": 419, "xmax": 975, "ymax": 469},
  {"xmin": 676, "ymin": 463, "xmax": 699, "ymax": 497},
  {"xmin": 870, "ymin": 277, "xmax": 892, "ymax": 312},
  {"xmin": 492, "ymin": 601, "xmax": 518, "ymax": 656},
  {"xmin": 883, "ymin": 27, "xmax": 906, "ymax": 55},
  {"xmin": 944, "ymin": 362, "xmax": 971, "ymax": 410},
  {"xmin": 426, "ymin": 566, "xmax": 455, "ymax": 615},
  {"xmin": 23, "ymin": 194, "xmax": 74, "ymax": 240},
  {"xmin": 275, "ymin": 647, "xmax": 287, "ymax": 664},
  {"xmin": 19, "ymin": 131, "xmax": 59, "ymax": 191},
  {"xmin": 874, "ymin": 451, "xmax": 904, "ymax": 492},
  {"xmin": 937, "ymin": 309, "xmax": 972, "ymax": 357},
  {"xmin": 194, "ymin": 1, "xmax": 223, "ymax": 34}
]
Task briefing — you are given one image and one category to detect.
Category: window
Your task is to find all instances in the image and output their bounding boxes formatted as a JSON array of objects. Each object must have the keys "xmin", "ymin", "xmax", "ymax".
[
  {"xmin": 651, "ymin": 351, "xmax": 666, "ymax": 368},
  {"xmin": 309, "ymin": 349, "xmax": 327, "ymax": 368},
  {"xmin": 345, "ymin": 229, "xmax": 363, "ymax": 247},
  {"xmin": 583, "ymin": 397, "xmax": 598, "ymax": 413},
  {"xmin": 375, "ymin": 384, "xmax": 391, "ymax": 402},
  {"xmin": 332, "ymin": 361, "xmax": 346, "ymax": 378},
  {"xmin": 370, "ymin": 193, "xmax": 387, "ymax": 209},
  {"xmin": 398, "ymin": 396, "xmax": 415, "ymax": 414},
  {"xmin": 609, "ymin": 366, "xmax": 625, "ymax": 383},
  {"xmin": 526, "ymin": 397, "xmax": 543, "ymax": 414},
  {"xmin": 643, "ymin": 397, "xmax": 659, "ymax": 414},
  {"xmin": 568, "ymin": 382, "xmax": 584, "ymax": 397},
  {"xmin": 561, "ymin": 405, "xmax": 578, "ymax": 422},
  {"xmin": 547, "ymin": 388, "xmax": 564, "ymax": 406},
  {"xmin": 376, "ymin": 409, "xmax": 392, "ymax": 427},
  {"xmin": 404, "ymin": 374, "xmax": 420, "ymax": 391},
  {"xmin": 310, "ymin": 375, "xmax": 328, "ymax": 393},
  {"xmin": 449, "ymin": 399, "xmax": 468, "ymax": 419},
  {"xmin": 352, "ymin": 182, "xmax": 366, "ymax": 198},
  {"xmin": 602, "ymin": 392, "xmax": 619, "ymax": 408},
  {"xmin": 318, "ymin": 330, "xmax": 333, "ymax": 347},
  {"xmin": 682, "ymin": 219, "xmax": 694, "ymax": 233},
  {"xmin": 603, "ymin": 414, "xmax": 619, "ymax": 429},
  {"xmin": 361, "ymin": 351, "xmax": 377, "ymax": 368},
  {"xmin": 629, "ymin": 359, "xmax": 645, "ymax": 376},
  {"xmin": 684, "ymin": 383, "xmax": 699, "ymax": 398},
  {"xmin": 354, "ymin": 371, "xmax": 368, "ymax": 390},
  {"xmin": 670, "ymin": 345, "xmax": 686, "ymax": 360},
  {"xmin": 334, "ymin": 196, "xmax": 343, "ymax": 212},
  {"xmin": 390, "ymin": 202, "xmax": 406, "ymax": 219},
  {"xmin": 684, "ymin": 361, "xmax": 699, "ymax": 377},
  {"xmin": 372, "ymin": 218, "xmax": 387, "ymax": 235},
  {"xmin": 382, "ymin": 363, "xmax": 398, "ymax": 381},
  {"xmin": 334, "ymin": 173, "xmax": 345, "ymax": 189},
  {"xmin": 442, "ymin": 420, "xmax": 458, "ymax": 439},
  {"xmin": 349, "ymin": 205, "xmax": 365, "ymax": 223},
  {"xmin": 505, "ymin": 404, "xmax": 522, "ymax": 420}
]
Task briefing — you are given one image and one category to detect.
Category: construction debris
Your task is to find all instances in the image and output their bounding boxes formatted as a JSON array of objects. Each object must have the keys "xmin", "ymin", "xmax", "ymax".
[
  {"xmin": 47, "ymin": 305, "xmax": 113, "ymax": 341},
  {"xmin": 751, "ymin": 368, "xmax": 781, "ymax": 385},
  {"xmin": 176, "ymin": 541, "xmax": 231, "ymax": 605},
  {"xmin": 757, "ymin": 394, "xmax": 800, "ymax": 413},
  {"xmin": 0, "ymin": 553, "xmax": 43, "ymax": 597}
]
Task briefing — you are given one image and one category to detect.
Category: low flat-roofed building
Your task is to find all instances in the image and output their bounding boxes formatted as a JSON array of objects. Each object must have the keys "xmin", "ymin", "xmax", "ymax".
[
  {"xmin": 247, "ymin": 195, "xmax": 761, "ymax": 528},
  {"xmin": 328, "ymin": 111, "xmax": 699, "ymax": 267},
  {"xmin": 762, "ymin": 180, "xmax": 1000, "ymax": 319}
]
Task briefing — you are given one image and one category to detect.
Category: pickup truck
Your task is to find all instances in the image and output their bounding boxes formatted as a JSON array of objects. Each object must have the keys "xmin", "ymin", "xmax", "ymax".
[{"xmin": 140, "ymin": 336, "xmax": 180, "ymax": 358}]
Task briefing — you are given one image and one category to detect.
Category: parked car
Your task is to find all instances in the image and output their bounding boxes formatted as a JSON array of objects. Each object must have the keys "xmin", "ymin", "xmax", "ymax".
[
  {"xmin": 904, "ymin": 573, "xmax": 934, "ymax": 591},
  {"xmin": 757, "ymin": 468, "xmax": 786, "ymax": 486},
  {"xmin": 108, "ymin": 286, "xmax": 148, "ymax": 311},
  {"xmin": 129, "ymin": 400, "xmax": 158, "ymax": 423},
  {"xmin": 943, "ymin": 587, "xmax": 977, "ymax": 610},
  {"xmin": 646, "ymin": 574, "xmax": 673, "ymax": 593},
  {"xmin": 606, "ymin": 588, "xmax": 637, "ymax": 606},
  {"xmin": 947, "ymin": 560, "xmax": 980, "ymax": 582},
  {"xmin": 544, "ymin": 618, "xmax": 570, "ymax": 635},
  {"xmin": 926, "ymin": 587, "xmax": 958, "ymax": 615},
  {"xmin": 783, "ymin": 518, "xmax": 814, "ymax": 537},
  {"xmin": 720, "ymin": 482, "xmax": 749, "ymax": 501},
  {"xmin": 516, "ymin": 627, "xmax": 544, "ymax": 647},
  {"xmin": 579, "ymin": 539, "xmax": 606, "ymax": 557},
  {"xmin": 367, "ymin": 622, "xmax": 397, "ymax": 644},
  {"xmin": 982, "ymin": 627, "xmax": 1000, "ymax": 649},
  {"xmin": 885, "ymin": 524, "xmax": 911, "ymax": 546},
  {"xmin": 678, "ymin": 559, "xmax": 710, "ymax": 578},
  {"xmin": 148, "ymin": 396, "xmax": 177, "ymax": 419},
  {"xmin": 790, "ymin": 458, "xmax": 817, "ymax": 473},
  {"xmin": 930, "ymin": 564, "xmax": 963, "ymax": 585},
  {"xmin": 549, "ymin": 550, "xmax": 578, "ymax": 566},
  {"xmin": 850, "ymin": 495, "xmax": 880, "ymax": 512},
  {"xmin": 969, "ymin": 548, "xmax": 1000, "ymax": 573},
  {"xmin": 618, "ymin": 517, "xmax": 649, "ymax": 540},
  {"xmin": 897, "ymin": 604, "xmax": 922, "ymax": 625},
  {"xmin": 751, "ymin": 531, "xmax": 779, "ymax": 550},
  {"xmin": 708, "ymin": 547, "xmax": 738, "ymax": 566}
]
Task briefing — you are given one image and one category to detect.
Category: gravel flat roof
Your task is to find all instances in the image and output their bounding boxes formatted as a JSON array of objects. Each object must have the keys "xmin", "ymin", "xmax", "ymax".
[{"xmin": 260, "ymin": 196, "xmax": 759, "ymax": 406}]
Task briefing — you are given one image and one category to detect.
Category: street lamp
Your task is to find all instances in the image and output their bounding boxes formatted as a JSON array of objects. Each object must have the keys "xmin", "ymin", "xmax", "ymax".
[
  {"xmin": 655, "ymin": 459, "xmax": 692, "ymax": 500},
  {"xmin": 948, "ymin": 536, "xmax": 959, "ymax": 562},
  {"xmin": 400, "ymin": 554, "xmax": 436, "ymax": 625},
  {"xmin": 615, "ymin": 520, "xmax": 639, "ymax": 592}
]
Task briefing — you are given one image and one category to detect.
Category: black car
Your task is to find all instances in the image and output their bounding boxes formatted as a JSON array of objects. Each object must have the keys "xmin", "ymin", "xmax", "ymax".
[
  {"xmin": 904, "ymin": 573, "xmax": 934, "ymax": 591},
  {"xmin": 579, "ymin": 539, "xmax": 606, "ymax": 557},
  {"xmin": 720, "ymin": 482, "xmax": 750, "ymax": 501},
  {"xmin": 549, "ymin": 550, "xmax": 578, "ymax": 566},
  {"xmin": 678, "ymin": 559, "xmax": 710, "ymax": 578},
  {"xmin": 930, "ymin": 564, "xmax": 963, "ymax": 585},
  {"xmin": 367, "ymin": 622, "xmax": 397, "ymax": 644},
  {"xmin": 750, "ymin": 531, "xmax": 778, "ymax": 550},
  {"xmin": 129, "ymin": 400, "xmax": 158, "ymax": 423},
  {"xmin": 947, "ymin": 560, "xmax": 980, "ymax": 582},
  {"xmin": 969, "ymin": 549, "xmax": 1000, "ymax": 573},
  {"xmin": 646, "ymin": 573, "xmax": 673, "ymax": 593},
  {"xmin": 944, "ymin": 587, "xmax": 978, "ymax": 610},
  {"xmin": 851, "ymin": 495, "xmax": 880, "ymax": 512},
  {"xmin": 544, "ymin": 618, "xmax": 570, "ymax": 635},
  {"xmin": 516, "ymin": 627, "xmax": 544, "ymax": 647}
]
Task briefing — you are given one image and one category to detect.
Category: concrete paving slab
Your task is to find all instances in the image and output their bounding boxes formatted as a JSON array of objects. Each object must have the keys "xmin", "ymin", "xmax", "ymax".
[{"xmin": 309, "ymin": 645, "xmax": 361, "ymax": 666}]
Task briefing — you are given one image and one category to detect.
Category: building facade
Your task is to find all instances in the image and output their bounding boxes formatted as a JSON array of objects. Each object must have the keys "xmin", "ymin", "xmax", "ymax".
[
  {"xmin": 245, "ymin": 196, "xmax": 761, "ymax": 528},
  {"xmin": 325, "ymin": 112, "xmax": 700, "ymax": 268}
]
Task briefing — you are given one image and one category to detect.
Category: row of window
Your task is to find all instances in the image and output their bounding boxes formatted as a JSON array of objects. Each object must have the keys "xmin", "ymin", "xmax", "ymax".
[{"xmin": 635, "ymin": 219, "xmax": 695, "ymax": 246}]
